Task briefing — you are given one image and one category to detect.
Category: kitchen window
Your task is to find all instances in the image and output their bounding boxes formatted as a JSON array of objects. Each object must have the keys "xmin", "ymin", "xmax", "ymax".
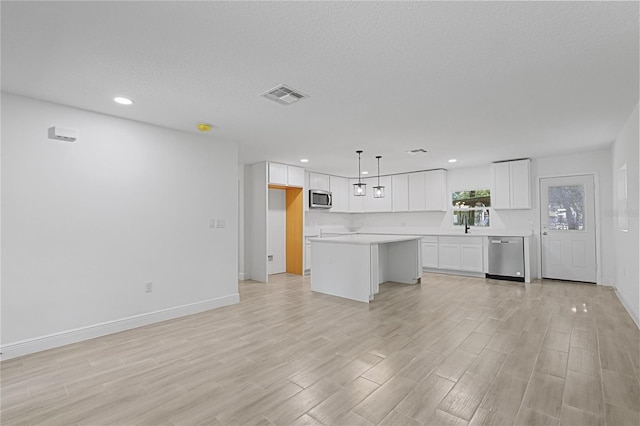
[{"xmin": 452, "ymin": 190, "xmax": 491, "ymax": 227}]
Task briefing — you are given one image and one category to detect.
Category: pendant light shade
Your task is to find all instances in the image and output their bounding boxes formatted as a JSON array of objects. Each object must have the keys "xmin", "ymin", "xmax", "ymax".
[
  {"xmin": 353, "ymin": 150, "xmax": 366, "ymax": 196},
  {"xmin": 373, "ymin": 155, "xmax": 385, "ymax": 198}
]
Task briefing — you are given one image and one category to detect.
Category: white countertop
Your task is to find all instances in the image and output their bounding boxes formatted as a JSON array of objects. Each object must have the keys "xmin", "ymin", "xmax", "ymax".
[
  {"xmin": 354, "ymin": 228, "xmax": 534, "ymax": 238},
  {"xmin": 308, "ymin": 234, "xmax": 423, "ymax": 245},
  {"xmin": 307, "ymin": 230, "xmax": 533, "ymax": 239}
]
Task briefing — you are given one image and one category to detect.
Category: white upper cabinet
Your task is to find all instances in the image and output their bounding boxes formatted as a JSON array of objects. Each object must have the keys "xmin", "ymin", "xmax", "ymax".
[
  {"xmin": 424, "ymin": 169, "xmax": 448, "ymax": 211},
  {"xmin": 509, "ymin": 160, "xmax": 531, "ymax": 209},
  {"xmin": 492, "ymin": 162, "xmax": 511, "ymax": 209},
  {"xmin": 268, "ymin": 162, "xmax": 288, "ymax": 186},
  {"xmin": 349, "ymin": 179, "xmax": 365, "ymax": 213},
  {"xmin": 330, "ymin": 176, "xmax": 349, "ymax": 213},
  {"xmin": 492, "ymin": 159, "xmax": 531, "ymax": 209},
  {"xmin": 408, "ymin": 172, "xmax": 427, "ymax": 211},
  {"xmin": 287, "ymin": 165, "xmax": 305, "ymax": 188},
  {"xmin": 364, "ymin": 176, "xmax": 392, "ymax": 212},
  {"xmin": 392, "ymin": 174, "xmax": 409, "ymax": 212},
  {"xmin": 268, "ymin": 163, "xmax": 305, "ymax": 187},
  {"xmin": 309, "ymin": 173, "xmax": 330, "ymax": 191}
]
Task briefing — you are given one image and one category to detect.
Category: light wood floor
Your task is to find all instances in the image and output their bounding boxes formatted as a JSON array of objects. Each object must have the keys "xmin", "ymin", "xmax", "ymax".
[{"xmin": 2, "ymin": 273, "xmax": 639, "ymax": 425}]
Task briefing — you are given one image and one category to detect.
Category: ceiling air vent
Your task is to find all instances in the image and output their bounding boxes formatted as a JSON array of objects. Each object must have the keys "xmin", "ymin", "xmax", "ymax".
[
  {"xmin": 260, "ymin": 84, "xmax": 308, "ymax": 105},
  {"xmin": 406, "ymin": 148, "xmax": 428, "ymax": 154}
]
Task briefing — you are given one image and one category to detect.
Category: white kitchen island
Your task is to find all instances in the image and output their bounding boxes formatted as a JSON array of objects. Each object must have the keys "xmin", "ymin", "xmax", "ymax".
[{"xmin": 310, "ymin": 234, "xmax": 422, "ymax": 303}]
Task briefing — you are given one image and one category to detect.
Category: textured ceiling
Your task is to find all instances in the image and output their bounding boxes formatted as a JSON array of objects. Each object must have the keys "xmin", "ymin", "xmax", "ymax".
[{"xmin": 2, "ymin": 1, "xmax": 638, "ymax": 177}]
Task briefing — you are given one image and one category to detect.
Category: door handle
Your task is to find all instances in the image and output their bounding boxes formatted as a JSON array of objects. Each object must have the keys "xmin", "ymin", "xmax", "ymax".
[{"xmin": 542, "ymin": 231, "xmax": 548, "ymax": 235}]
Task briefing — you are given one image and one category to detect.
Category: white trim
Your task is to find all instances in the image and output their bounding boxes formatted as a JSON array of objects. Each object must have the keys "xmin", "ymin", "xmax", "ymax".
[
  {"xmin": 0, "ymin": 294, "xmax": 239, "ymax": 360},
  {"xmin": 612, "ymin": 286, "xmax": 640, "ymax": 329},
  {"xmin": 537, "ymin": 172, "xmax": 600, "ymax": 284}
]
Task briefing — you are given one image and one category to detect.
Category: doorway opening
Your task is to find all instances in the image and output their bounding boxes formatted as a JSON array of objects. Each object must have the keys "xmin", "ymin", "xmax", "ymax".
[{"xmin": 268, "ymin": 185, "xmax": 303, "ymax": 275}]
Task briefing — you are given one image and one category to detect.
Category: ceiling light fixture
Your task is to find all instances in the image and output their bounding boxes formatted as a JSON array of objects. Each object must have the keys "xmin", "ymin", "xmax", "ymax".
[
  {"xmin": 448, "ymin": 159, "xmax": 457, "ymax": 163},
  {"xmin": 197, "ymin": 123, "xmax": 213, "ymax": 132},
  {"xmin": 353, "ymin": 150, "xmax": 366, "ymax": 196},
  {"xmin": 373, "ymin": 155, "xmax": 385, "ymax": 198},
  {"xmin": 113, "ymin": 97, "xmax": 133, "ymax": 105},
  {"xmin": 300, "ymin": 159, "xmax": 309, "ymax": 163},
  {"xmin": 361, "ymin": 171, "xmax": 369, "ymax": 175}
]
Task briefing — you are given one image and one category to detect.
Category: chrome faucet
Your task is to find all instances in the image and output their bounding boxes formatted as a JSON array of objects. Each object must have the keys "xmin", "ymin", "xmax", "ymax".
[{"xmin": 462, "ymin": 215, "xmax": 470, "ymax": 234}]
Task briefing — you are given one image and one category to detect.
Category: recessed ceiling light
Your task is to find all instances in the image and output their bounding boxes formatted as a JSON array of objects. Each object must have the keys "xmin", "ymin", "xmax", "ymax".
[
  {"xmin": 300, "ymin": 159, "xmax": 309, "ymax": 163},
  {"xmin": 361, "ymin": 171, "xmax": 369, "ymax": 175},
  {"xmin": 448, "ymin": 159, "xmax": 457, "ymax": 163},
  {"xmin": 114, "ymin": 97, "xmax": 133, "ymax": 105}
]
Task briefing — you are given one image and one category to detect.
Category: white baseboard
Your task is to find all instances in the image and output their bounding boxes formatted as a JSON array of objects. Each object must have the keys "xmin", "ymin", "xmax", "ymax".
[
  {"xmin": 599, "ymin": 275, "xmax": 615, "ymax": 286},
  {"xmin": 422, "ymin": 268, "xmax": 485, "ymax": 279},
  {"xmin": 0, "ymin": 293, "xmax": 239, "ymax": 361},
  {"xmin": 238, "ymin": 272, "xmax": 246, "ymax": 281},
  {"xmin": 613, "ymin": 287, "xmax": 640, "ymax": 329}
]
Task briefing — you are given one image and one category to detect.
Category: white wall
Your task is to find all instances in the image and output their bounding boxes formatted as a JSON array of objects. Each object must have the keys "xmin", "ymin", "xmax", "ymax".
[
  {"xmin": 1, "ymin": 93, "xmax": 239, "ymax": 358},
  {"xmin": 611, "ymin": 103, "xmax": 639, "ymax": 326},
  {"xmin": 535, "ymin": 149, "xmax": 615, "ymax": 284},
  {"xmin": 267, "ymin": 188, "xmax": 286, "ymax": 274},
  {"xmin": 244, "ymin": 162, "xmax": 268, "ymax": 282},
  {"xmin": 238, "ymin": 166, "xmax": 245, "ymax": 280},
  {"xmin": 305, "ymin": 210, "xmax": 353, "ymax": 236}
]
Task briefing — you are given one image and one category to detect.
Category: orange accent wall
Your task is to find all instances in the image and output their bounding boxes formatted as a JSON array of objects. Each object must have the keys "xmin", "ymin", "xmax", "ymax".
[
  {"xmin": 285, "ymin": 187, "xmax": 303, "ymax": 275},
  {"xmin": 268, "ymin": 184, "xmax": 288, "ymax": 191}
]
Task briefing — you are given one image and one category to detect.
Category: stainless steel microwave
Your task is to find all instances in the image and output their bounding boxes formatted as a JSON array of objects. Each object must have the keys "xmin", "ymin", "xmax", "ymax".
[{"xmin": 309, "ymin": 189, "xmax": 332, "ymax": 209}]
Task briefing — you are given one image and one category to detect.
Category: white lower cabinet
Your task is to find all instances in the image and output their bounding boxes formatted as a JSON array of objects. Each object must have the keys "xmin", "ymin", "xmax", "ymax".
[
  {"xmin": 461, "ymin": 243, "xmax": 483, "ymax": 272},
  {"xmin": 433, "ymin": 236, "xmax": 484, "ymax": 273},
  {"xmin": 304, "ymin": 239, "xmax": 312, "ymax": 273},
  {"xmin": 438, "ymin": 243, "xmax": 461, "ymax": 270},
  {"xmin": 421, "ymin": 237, "xmax": 438, "ymax": 268}
]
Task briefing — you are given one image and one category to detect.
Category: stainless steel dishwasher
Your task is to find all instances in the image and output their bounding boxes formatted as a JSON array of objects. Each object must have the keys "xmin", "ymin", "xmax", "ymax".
[{"xmin": 486, "ymin": 236, "xmax": 524, "ymax": 282}]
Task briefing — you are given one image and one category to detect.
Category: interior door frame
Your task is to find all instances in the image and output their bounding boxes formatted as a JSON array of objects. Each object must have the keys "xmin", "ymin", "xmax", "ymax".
[{"xmin": 537, "ymin": 171, "xmax": 603, "ymax": 284}]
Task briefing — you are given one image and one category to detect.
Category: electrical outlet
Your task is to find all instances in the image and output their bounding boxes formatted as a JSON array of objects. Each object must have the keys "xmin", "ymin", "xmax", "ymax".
[
  {"xmin": 216, "ymin": 218, "xmax": 225, "ymax": 228},
  {"xmin": 145, "ymin": 281, "xmax": 153, "ymax": 293},
  {"xmin": 209, "ymin": 219, "xmax": 215, "ymax": 228}
]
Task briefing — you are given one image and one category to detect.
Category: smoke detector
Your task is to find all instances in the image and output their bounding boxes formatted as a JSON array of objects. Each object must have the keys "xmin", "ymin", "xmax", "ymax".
[{"xmin": 260, "ymin": 84, "xmax": 308, "ymax": 105}]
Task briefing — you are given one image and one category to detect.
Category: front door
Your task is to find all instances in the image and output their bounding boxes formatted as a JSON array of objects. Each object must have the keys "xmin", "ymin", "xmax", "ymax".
[{"xmin": 540, "ymin": 175, "xmax": 597, "ymax": 283}]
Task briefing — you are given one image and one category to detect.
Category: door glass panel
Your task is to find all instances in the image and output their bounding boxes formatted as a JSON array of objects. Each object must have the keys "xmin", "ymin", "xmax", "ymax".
[{"xmin": 548, "ymin": 185, "xmax": 585, "ymax": 230}]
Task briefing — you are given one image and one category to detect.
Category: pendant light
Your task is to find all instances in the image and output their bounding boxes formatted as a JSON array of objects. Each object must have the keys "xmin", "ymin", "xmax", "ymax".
[
  {"xmin": 373, "ymin": 155, "xmax": 385, "ymax": 198},
  {"xmin": 353, "ymin": 150, "xmax": 366, "ymax": 196}
]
